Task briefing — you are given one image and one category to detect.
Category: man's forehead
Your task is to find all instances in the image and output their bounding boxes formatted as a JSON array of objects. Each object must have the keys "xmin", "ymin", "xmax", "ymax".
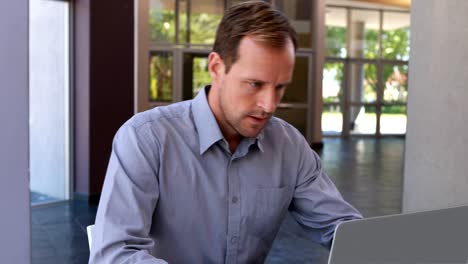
[
  {"xmin": 234, "ymin": 37, "xmax": 295, "ymax": 68},
  {"xmin": 237, "ymin": 35, "xmax": 295, "ymax": 54}
]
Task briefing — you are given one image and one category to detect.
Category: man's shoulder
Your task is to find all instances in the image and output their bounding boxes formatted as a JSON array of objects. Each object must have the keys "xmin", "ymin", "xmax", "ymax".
[
  {"xmin": 267, "ymin": 116, "xmax": 303, "ymax": 137},
  {"xmin": 125, "ymin": 100, "xmax": 192, "ymax": 129},
  {"xmin": 262, "ymin": 116, "xmax": 307, "ymax": 147},
  {"xmin": 115, "ymin": 100, "xmax": 194, "ymax": 143},
  {"xmin": 265, "ymin": 116, "xmax": 321, "ymax": 163},
  {"xmin": 111, "ymin": 100, "xmax": 195, "ymax": 153}
]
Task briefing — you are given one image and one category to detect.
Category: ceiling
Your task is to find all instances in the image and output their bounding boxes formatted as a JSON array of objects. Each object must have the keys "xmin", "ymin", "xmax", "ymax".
[
  {"xmin": 326, "ymin": 0, "xmax": 411, "ymax": 30},
  {"xmin": 327, "ymin": 0, "xmax": 410, "ymax": 10},
  {"xmin": 353, "ymin": 0, "xmax": 410, "ymax": 9}
]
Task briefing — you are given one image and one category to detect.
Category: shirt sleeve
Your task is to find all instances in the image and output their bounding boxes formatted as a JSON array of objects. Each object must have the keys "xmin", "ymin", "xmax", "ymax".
[
  {"xmin": 290, "ymin": 137, "xmax": 363, "ymax": 250},
  {"xmin": 89, "ymin": 123, "xmax": 167, "ymax": 264}
]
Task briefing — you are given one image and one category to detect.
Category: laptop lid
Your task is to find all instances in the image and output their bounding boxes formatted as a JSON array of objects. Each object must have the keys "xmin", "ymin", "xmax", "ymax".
[{"xmin": 328, "ymin": 205, "xmax": 468, "ymax": 264}]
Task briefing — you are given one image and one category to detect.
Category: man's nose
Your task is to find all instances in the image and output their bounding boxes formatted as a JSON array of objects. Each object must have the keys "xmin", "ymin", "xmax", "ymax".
[{"xmin": 258, "ymin": 88, "xmax": 278, "ymax": 114}]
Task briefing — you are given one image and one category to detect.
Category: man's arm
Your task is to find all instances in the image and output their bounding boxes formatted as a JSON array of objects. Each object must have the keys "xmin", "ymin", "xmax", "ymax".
[
  {"xmin": 289, "ymin": 138, "xmax": 363, "ymax": 250},
  {"xmin": 89, "ymin": 123, "xmax": 167, "ymax": 264}
]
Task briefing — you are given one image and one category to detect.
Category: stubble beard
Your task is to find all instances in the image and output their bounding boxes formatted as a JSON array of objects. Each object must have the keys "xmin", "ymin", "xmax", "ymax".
[{"xmin": 218, "ymin": 93, "xmax": 272, "ymax": 139}]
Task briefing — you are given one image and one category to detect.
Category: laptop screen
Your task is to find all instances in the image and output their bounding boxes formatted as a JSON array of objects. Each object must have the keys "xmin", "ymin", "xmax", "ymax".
[{"xmin": 328, "ymin": 205, "xmax": 468, "ymax": 264}]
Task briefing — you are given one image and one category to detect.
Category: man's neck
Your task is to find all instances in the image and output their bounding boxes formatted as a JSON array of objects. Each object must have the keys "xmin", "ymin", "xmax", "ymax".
[
  {"xmin": 224, "ymin": 133, "xmax": 242, "ymax": 153},
  {"xmin": 207, "ymin": 85, "xmax": 242, "ymax": 153}
]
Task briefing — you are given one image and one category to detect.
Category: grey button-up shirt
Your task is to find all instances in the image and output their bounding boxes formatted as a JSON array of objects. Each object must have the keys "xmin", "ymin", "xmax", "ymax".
[{"xmin": 89, "ymin": 87, "xmax": 362, "ymax": 264}]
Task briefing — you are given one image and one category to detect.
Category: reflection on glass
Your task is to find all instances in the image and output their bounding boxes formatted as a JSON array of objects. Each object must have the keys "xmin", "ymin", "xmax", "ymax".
[
  {"xmin": 283, "ymin": 56, "xmax": 308, "ymax": 103},
  {"xmin": 383, "ymin": 64, "xmax": 408, "ymax": 103},
  {"xmin": 380, "ymin": 105, "xmax": 406, "ymax": 134},
  {"xmin": 383, "ymin": 12, "xmax": 410, "ymax": 60},
  {"xmin": 323, "ymin": 62, "xmax": 343, "ymax": 103},
  {"xmin": 190, "ymin": 0, "xmax": 223, "ymax": 44},
  {"xmin": 182, "ymin": 53, "xmax": 209, "ymax": 99},
  {"xmin": 363, "ymin": 64, "xmax": 377, "ymax": 103},
  {"xmin": 29, "ymin": 0, "xmax": 70, "ymax": 204},
  {"xmin": 149, "ymin": 52, "xmax": 173, "ymax": 101},
  {"xmin": 322, "ymin": 104, "xmax": 342, "ymax": 135},
  {"xmin": 326, "ymin": 7, "xmax": 347, "ymax": 57},
  {"xmin": 349, "ymin": 63, "xmax": 377, "ymax": 104},
  {"xmin": 349, "ymin": 9, "xmax": 379, "ymax": 59},
  {"xmin": 193, "ymin": 57, "xmax": 210, "ymax": 97},
  {"xmin": 274, "ymin": 108, "xmax": 307, "ymax": 135},
  {"xmin": 277, "ymin": 0, "xmax": 313, "ymax": 48},
  {"xmin": 179, "ymin": 0, "xmax": 188, "ymax": 43},
  {"xmin": 350, "ymin": 105, "xmax": 376, "ymax": 134},
  {"xmin": 149, "ymin": 0, "xmax": 176, "ymax": 43}
]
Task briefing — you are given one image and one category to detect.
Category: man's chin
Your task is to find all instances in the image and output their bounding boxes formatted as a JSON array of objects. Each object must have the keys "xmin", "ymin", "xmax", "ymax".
[{"xmin": 239, "ymin": 127, "xmax": 264, "ymax": 138}]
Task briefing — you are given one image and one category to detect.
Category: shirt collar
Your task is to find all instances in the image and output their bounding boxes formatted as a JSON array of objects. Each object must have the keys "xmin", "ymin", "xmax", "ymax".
[
  {"xmin": 256, "ymin": 131, "xmax": 265, "ymax": 153},
  {"xmin": 192, "ymin": 86, "xmax": 224, "ymax": 155},
  {"xmin": 192, "ymin": 86, "xmax": 265, "ymax": 155}
]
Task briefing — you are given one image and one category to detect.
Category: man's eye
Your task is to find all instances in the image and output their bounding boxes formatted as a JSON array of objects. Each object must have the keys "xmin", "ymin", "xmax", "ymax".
[
  {"xmin": 249, "ymin": 81, "xmax": 260, "ymax": 88},
  {"xmin": 276, "ymin": 84, "xmax": 286, "ymax": 90}
]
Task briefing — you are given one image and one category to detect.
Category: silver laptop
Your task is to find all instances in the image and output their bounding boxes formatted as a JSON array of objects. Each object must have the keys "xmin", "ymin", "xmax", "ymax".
[{"xmin": 328, "ymin": 205, "xmax": 468, "ymax": 264}]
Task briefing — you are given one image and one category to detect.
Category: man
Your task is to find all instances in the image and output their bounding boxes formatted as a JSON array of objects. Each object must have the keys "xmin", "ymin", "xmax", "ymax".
[{"xmin": 89, "ymin": 1, "xmax": 362, "ymax": 263}]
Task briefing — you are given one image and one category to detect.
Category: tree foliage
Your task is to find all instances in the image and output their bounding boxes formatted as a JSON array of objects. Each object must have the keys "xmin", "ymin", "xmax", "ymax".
[{"xmin": 324, "ymin": 24, "xmax": 410, "ymax": 113}]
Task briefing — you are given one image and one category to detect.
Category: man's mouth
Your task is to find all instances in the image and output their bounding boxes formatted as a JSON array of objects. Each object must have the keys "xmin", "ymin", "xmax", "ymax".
[{"xmin": 248, "ymin": 115, "xmax": 268, "ymax": 124}]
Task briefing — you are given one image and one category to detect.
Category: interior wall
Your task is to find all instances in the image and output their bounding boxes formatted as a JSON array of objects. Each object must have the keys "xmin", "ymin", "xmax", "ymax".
[
  {"xmin": 75, "ymin": 0, "xmax": 134, "ymax": 201},
  {"xmin": 29, "ymin": 0, "xmax": 69, "ymax": 200},
  {"xmin": 0, "ymin": 0, "xmax": 31, "ymax": 262},
  {"xmin": 403, "ymin": 0, "xmax": 468, "ymax": 212}
]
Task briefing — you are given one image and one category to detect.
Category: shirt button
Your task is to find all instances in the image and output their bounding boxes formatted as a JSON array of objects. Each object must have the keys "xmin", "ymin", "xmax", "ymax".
[
  {"xmin": 231, "ymin": 196, "xmax": 238, "ymax": 203},
  {"xmin": 231, "ymin": 236, "xmax": 238, "ymax": 244}
]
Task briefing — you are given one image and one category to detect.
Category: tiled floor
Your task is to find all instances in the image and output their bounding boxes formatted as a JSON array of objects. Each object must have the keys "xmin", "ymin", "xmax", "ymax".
[
  {"xmin": 31, "ymin": 138, "xmax": 405, "ymax": 264},
  {"xmin": 32, "ymin": 200, "xmax": 97, "ymax": 264},
  {"xmin": 31, "ymin": 191, "xmax": 60, "ymax": 205}
]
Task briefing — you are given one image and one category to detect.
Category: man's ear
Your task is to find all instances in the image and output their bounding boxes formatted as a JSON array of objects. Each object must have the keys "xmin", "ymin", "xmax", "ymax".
[{"xmin": 208, "ymin": 52, "xmax": 225, "ymax": 83}]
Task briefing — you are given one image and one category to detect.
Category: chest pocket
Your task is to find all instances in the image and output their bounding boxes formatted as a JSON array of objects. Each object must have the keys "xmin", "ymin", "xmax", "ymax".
[{"xmin": 249, "ymin": 185, "xmax": 292, "ymax": 240}]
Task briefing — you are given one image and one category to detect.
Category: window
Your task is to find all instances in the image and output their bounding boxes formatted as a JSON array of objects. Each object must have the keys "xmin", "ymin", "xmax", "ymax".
[
  {"xmin": 322, "ymin": 62, "xmax": 344, "ymax": 135},
  {"xmin": 323, "ymin": 4, "xmax": 410, "ymax": 137}
]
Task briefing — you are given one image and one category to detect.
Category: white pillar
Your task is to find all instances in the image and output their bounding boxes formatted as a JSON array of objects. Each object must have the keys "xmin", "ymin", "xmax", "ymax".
[
  {"xmin": 310, "ymin": 0, "xmax": 326, "ymax": 146},
  {"xmin": 403, "ymin": 0, "xmax": 468, "ymax": 213},
  {"xmin": 0, "ymin": 0, "xmax": 31, "ymax": 263},
  {"xmin": 348, "ymin": 21, "xmax": 365, "ymax": 128}
]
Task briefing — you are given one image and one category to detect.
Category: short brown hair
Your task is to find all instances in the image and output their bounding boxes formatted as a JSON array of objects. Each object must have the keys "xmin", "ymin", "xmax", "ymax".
[{"xmin": 213, "ymin": 1, "xmax": 298, "ymax": 73}]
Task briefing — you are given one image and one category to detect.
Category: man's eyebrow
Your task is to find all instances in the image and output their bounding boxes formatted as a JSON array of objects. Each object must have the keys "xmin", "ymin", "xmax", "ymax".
[
  {"xmin": 276, "ymin": 81, "xmax": 292, "ymax": 87},
  {"xmin": 244, "ymin": 78, "xmax": 266, "ymax": 83},
  {"xmin": 244, "ymin": 78, "xmax": 291, "ymax": 86}
]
